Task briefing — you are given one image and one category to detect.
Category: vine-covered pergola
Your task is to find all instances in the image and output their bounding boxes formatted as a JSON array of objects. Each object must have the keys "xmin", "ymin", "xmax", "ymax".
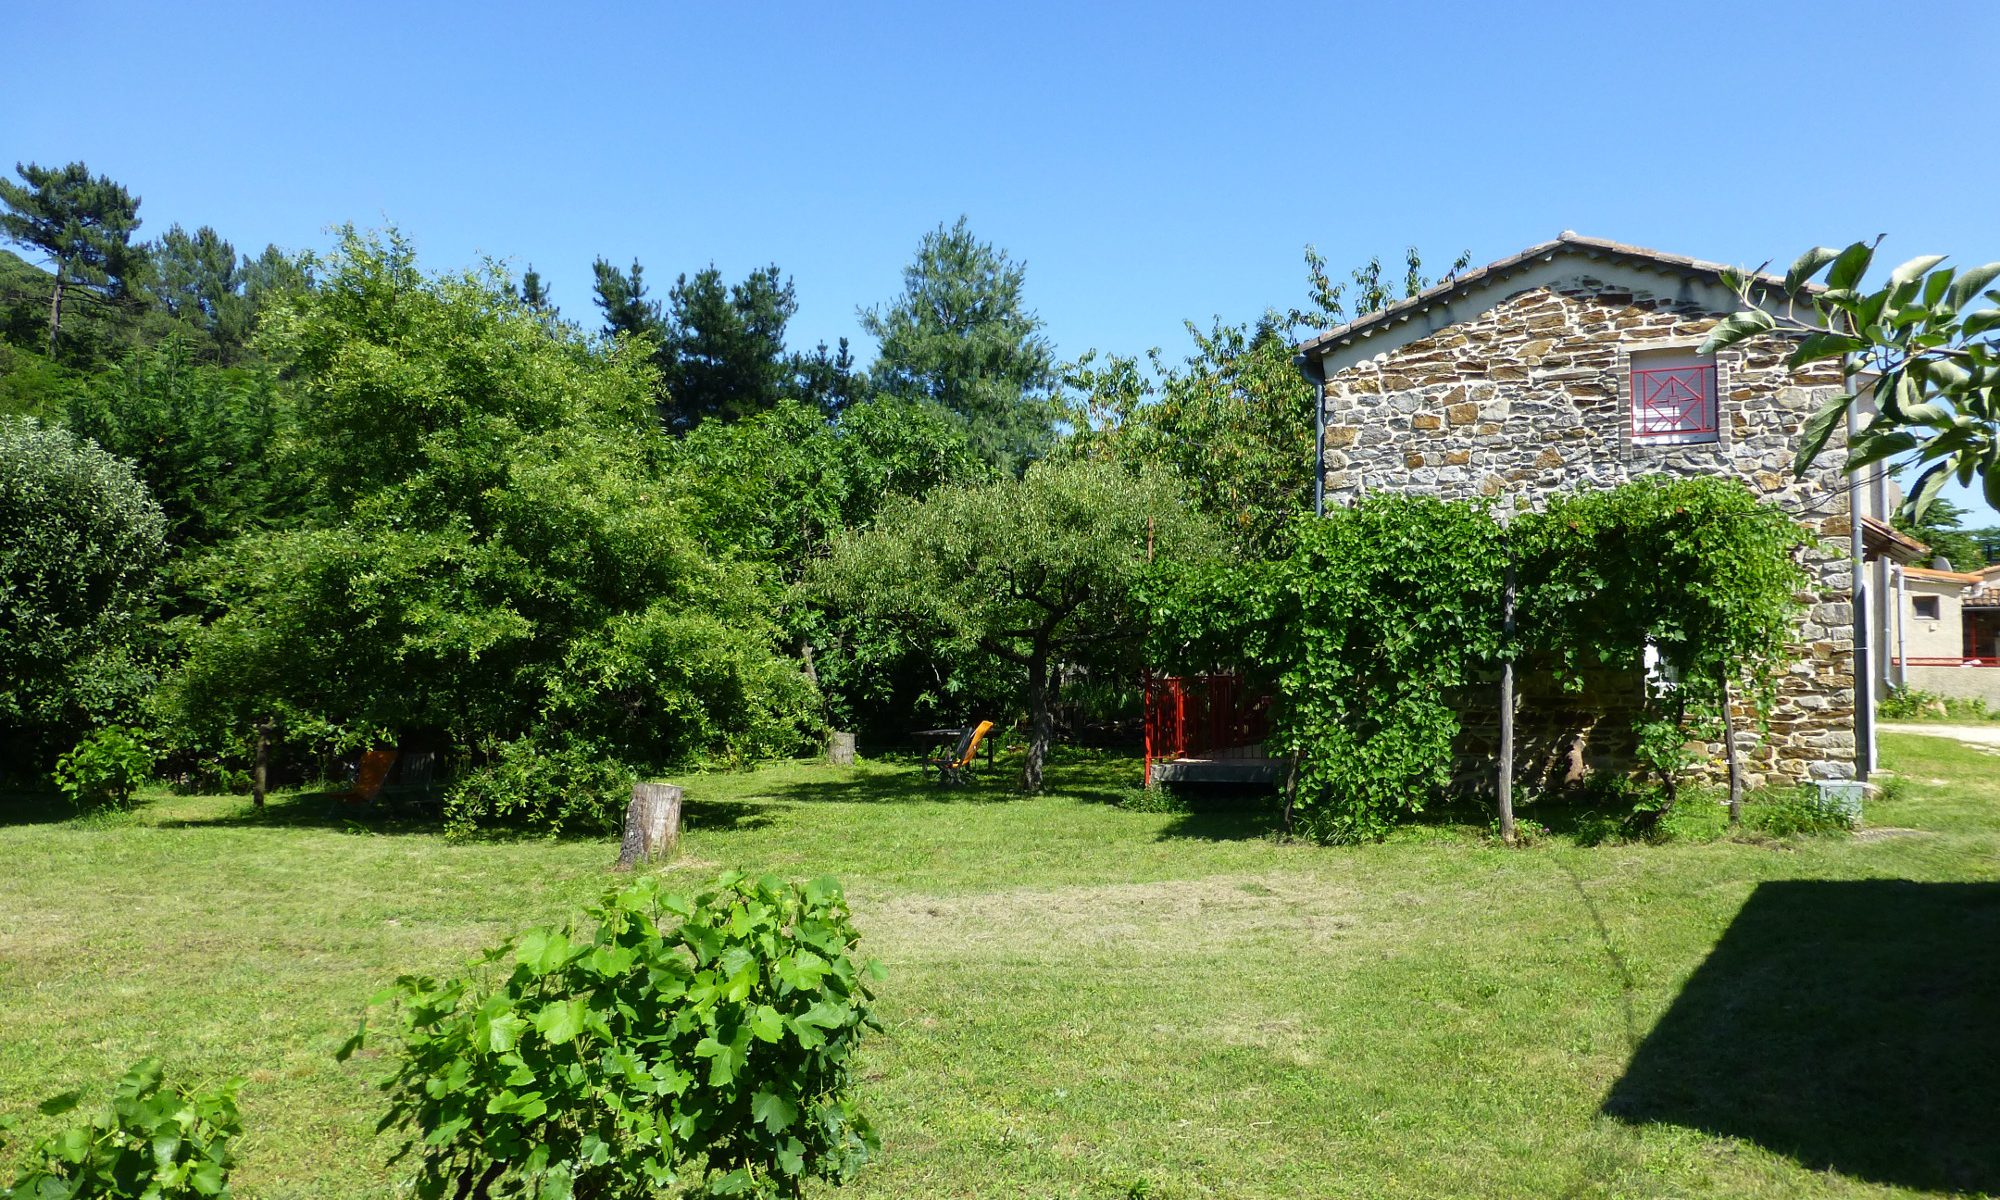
[{"xmin": 1150, "ymin": 477, "xmax": 1811, "ymax": 844}]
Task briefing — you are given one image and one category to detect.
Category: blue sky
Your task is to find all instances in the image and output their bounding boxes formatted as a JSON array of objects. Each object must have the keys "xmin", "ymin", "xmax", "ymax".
[{"xmin": 7, "ymin": 1, "xmax": 1999, "ymax": 508}]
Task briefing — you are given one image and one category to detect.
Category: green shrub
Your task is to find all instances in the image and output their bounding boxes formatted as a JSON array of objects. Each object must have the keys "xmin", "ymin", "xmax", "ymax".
[
  {"xmin": 441, "ymin": 735, "xmax": 636, "ymax": 838},
  {"xmin": 52, "ymin": 726, "xmax": 154, "ymax": 812},
  {"xmin": 1879, "ymin": 687, "xmax": 1997, "ymax": 722},
  {"xmin": 349, "ymin": 872, "xmax": 881, "ymax": 1199},
  {"xmin": 1877, "ymin": 686, "xmax": 1944, "ymax": 719},
  {"xmin": 0, "ymin": 418, "xmax": 165, "ymax": 774},
  {"xmin": 0, "ymin": 1059, "xmax": 243, "ymax": 1199},
  {"xmin": 1745, "ymin": 785, "xmax": 1858, "ymax": 837}
]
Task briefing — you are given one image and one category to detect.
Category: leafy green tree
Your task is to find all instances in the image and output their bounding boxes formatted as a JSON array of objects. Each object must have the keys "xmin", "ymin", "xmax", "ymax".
[
  {"xmin": 1702, "ymin": 240, "xmax": 2000, "ymax": 517},
  {"xmin": 813, "ymin": 459, "xmax": 1218, "ymax": 791},
  {"xmin": 790, "ymin": 336, "xmax": 861, "ymax": 415},
  {"xmin": 163, "ymin": 229, "xmax": 815, "ymax": 826},
  {"xmin": 860, "ymin": 218, "xmax": 1054, "ymax": 472},
  {"xmin": 671, "ymin": 395, "xmax": 992, "ymax": 736},
  {"xmin": 0, "ymin": 162, "xmax": 146, "ymax": 357},
  {"xmin": 1059, "ymin": 246, "xmax": 1471, "ymax": 555},
  {"xmin": 237, "ymin": 242, "xmax": 312, "ymax": 315},
  {"xmin": 660, "ymin": 264, "xmax": 798, "ymax": 430},
  {"xmin": 0, "ymin": 418, "xmax": 165, "ymax": 775}
]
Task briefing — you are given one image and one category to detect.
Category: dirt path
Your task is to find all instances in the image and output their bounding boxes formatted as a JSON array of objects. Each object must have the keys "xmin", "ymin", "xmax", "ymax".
[{"xmin": 1879, "ymin": 722, "xmax": 2000, "ymax": 750}]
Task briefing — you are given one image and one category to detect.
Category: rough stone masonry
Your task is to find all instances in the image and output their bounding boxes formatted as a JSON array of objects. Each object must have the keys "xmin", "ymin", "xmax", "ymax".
[{"xmin": 1319, "ymin": 275, "xmax": 1855, "ymax": 787}]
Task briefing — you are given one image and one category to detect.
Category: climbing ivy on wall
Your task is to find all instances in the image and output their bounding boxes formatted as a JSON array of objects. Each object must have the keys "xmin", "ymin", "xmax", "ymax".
[
  {"xmin": 1513, "ymin": 477, "xmax": 1811, "ymax": 815},
  {"xmin": 1151, "ymin": 479, "xmax": 1812, "ymax": 843}
]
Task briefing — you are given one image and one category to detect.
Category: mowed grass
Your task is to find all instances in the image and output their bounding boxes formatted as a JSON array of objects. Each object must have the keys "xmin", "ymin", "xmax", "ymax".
[{"xmin": 2, "ymin": 735, "xmax": 1996, "ymax": 1199}]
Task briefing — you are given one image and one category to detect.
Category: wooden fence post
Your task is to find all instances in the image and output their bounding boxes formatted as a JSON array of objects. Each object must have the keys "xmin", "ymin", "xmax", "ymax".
[{"xmin": 616, "ymin": 782, "xmax": 683, "ymax": 869}]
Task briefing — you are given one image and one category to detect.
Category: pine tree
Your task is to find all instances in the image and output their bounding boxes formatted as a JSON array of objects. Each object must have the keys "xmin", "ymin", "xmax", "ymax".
[
  {"xmin": 591, "ymin": 257, "xmax": 663, "ymax": 342},
  {"xmin": 860, "ymin": 218, "xmax": 1053, "ymax": 472},
  {"xmin": 792, "ymin": 337, "xmax": 860, "ymax": 415},
  {"xmin": 147, "ymin": 224, "xmax": 250, "ymax": 362},
  {"xmin": 659, "ymin": 264, "xmax": 797, "ymax": 430},
  {"xmin": 0, "ymin": 162, "xmax": 145, "ymax": 356},
  {"xmin": 519, "ymin": 264, "xmax": 555, "ymax": 313}
]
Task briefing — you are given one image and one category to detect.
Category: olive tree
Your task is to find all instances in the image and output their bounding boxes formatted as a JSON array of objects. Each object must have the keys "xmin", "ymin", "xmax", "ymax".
[{"xmin": 811, "ymin": 459, "xmax": 1219, "ymax": 792}]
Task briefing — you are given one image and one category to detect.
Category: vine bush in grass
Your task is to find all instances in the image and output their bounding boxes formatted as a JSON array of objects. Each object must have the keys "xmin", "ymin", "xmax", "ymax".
[
  {"xmin": 0, "ymin": 1059, "xmax": 243, "ymax": 1199},
  {"xmin": 346, "ymin": 872, "xmax": 880, "ymax": 1200},
  {"xmin": 52, "ymin": 725, "xmax": 155, "ymax": 812}
]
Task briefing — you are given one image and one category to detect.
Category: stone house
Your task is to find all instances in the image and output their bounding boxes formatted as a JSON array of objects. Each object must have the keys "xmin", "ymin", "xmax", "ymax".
[{"xmin": 1293, "ymin": 232, "xmax": 1904, "ymax": 791}]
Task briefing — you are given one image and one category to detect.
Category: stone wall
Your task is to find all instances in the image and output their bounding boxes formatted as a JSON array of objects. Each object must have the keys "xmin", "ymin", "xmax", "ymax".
[{"xmin": 1320, "ymin": 279, "xmax": 1856, "ymax": 784}]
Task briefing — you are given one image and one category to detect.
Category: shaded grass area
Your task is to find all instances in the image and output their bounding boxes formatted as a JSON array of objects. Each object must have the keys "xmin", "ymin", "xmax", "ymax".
[{"xmin": 0, "ymin": 734, "xmax": 1993, "ymax": 1198}]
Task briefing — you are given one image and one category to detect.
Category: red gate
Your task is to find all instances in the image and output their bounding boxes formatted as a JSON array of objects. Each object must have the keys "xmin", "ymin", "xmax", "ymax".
[{"xmin": 1142, "ymin": 672, "xmax": 1272, "ymax": 784}]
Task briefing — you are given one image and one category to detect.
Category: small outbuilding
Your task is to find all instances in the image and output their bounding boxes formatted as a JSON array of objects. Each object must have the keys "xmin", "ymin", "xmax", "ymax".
[{"xmin": 1293, "ymin": 232, "xmax": 1902, "ymax": 788}]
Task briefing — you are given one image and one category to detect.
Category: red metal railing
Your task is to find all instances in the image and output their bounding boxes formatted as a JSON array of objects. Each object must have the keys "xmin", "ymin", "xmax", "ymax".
[
  {"xmin": 1892, "ymin": 657, "xmax": 2000, "ymax": 667},
  {"xmin": 1630, "ymin": 364, "xmax": 1718, "ymax": 438},
  {"xmin": 1142, "ymin": 672, "xmax": 1273, "ymax": 784}
]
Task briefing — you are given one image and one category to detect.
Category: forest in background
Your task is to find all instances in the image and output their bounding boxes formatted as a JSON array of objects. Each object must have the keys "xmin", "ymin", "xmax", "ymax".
[{"xmin": 2, "ymin": 159, "xmax": 1483, "ymax": 823}]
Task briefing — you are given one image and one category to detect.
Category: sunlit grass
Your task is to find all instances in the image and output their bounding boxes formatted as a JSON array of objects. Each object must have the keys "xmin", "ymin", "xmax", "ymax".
[{"xmin": 0, "ymin": 734, "xmax": 1991, "ymax": 1198}]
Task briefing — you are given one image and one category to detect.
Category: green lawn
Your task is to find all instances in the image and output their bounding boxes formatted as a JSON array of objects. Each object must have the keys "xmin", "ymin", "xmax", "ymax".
[{"xmin": 2, "ymin": 735, "xmax": 1996, "ymax": 1199}]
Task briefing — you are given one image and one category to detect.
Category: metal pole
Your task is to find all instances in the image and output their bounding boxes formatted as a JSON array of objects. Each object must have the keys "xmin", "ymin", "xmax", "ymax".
[
  {"xmin": 1497, "ymin": 560, "xmax": 1517, "ymax": 845},
  {"xmin": 1296, "ymin": 352, "xmax": 1328, "ymax": 518}
]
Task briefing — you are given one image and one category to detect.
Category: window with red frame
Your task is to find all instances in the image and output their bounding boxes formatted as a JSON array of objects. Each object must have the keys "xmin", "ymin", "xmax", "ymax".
[{"xmin": 1629, "ymin": 350, "xmax": 1718, "ymax": 442}]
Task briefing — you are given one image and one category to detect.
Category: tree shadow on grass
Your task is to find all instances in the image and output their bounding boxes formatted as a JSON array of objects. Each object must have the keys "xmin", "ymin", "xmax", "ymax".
[
  {"xmin": 0, "ymin": 791, "xmax": 77, "ymax": 828},
  {"xmin": 149, "ymin": 788, "xmax": 459, "ymax": 837},
  {"xmin": 680, "ymin": 799, "xmax": 785, "ymax": 834},
  {"xmin": 760, "ymin": 752, "xmax": 1135, "ymax": 808},
  {"xmin": 1145, "ymin": 783, "xmax": 1287, "ymax": 842},
  {"xmin": 1602, "ymin": 879, "xmax": 2000, "ymax": 1194}
]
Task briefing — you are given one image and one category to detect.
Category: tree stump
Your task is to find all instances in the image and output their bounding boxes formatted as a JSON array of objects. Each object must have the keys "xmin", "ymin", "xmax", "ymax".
[
  {"xmin": 826, "ymin": 731, "xmax": 857, "ymax": 766},
  {"xmin": 616, "ymin": 783, "xmax": 682, "ymax": 869}
]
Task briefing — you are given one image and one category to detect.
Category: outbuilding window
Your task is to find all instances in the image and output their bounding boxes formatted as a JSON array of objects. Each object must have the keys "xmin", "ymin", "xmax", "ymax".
[
  {"xmin": 1913, "ymin": 595, "xmax": 1941, "ymax": 621},
  {"xmin": 1630, "ymin": 349, "xmax": 1719, "ymax": 444}
]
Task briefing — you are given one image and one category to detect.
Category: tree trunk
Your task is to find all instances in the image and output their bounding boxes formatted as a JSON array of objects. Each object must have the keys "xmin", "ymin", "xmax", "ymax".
[
  {"xmin": 1497, "ymin": 563, "xmax": 1518, "ymax": 845},
  {"xmin": 615, "ymin": 782, "xmax": 683, "ymax": 869},
  {"xmin": 1019, "ymin": 654, "xmax": 1054, "ymax": 793},
  {"xmin": 251, "ymin": 721, "xmax": 271, "ymax": 808},
  {"xmin": 1722, "ymin": 674, "xmax": 1744, "ymax": 829},
  {"xmin": 46, "ymin": 276, "xmax": 64, "ymax": 357},
  {"xmin": 826, "ymin": 731, "xmax": 856, "ymax": 766}
]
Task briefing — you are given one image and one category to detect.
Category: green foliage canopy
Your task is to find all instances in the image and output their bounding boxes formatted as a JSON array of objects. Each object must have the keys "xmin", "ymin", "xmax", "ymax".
[
  {"xmin": 0, "ymin": 161, "xmax": 146, "ymax": 356},
  {"xmin": 1153, "ymin": 480, "xmax": 1810, "ymax": 841},
  {"xmin": 163, "ymin": 229, "xmax": 815, "ymax": 825},
  {"xmin": 0, "ymin": 418, "xmax": 165, "ymax": 771},
  {"xmin": 1154, "ymin": 494, "xmax": 1507, "ymax": 842}
]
